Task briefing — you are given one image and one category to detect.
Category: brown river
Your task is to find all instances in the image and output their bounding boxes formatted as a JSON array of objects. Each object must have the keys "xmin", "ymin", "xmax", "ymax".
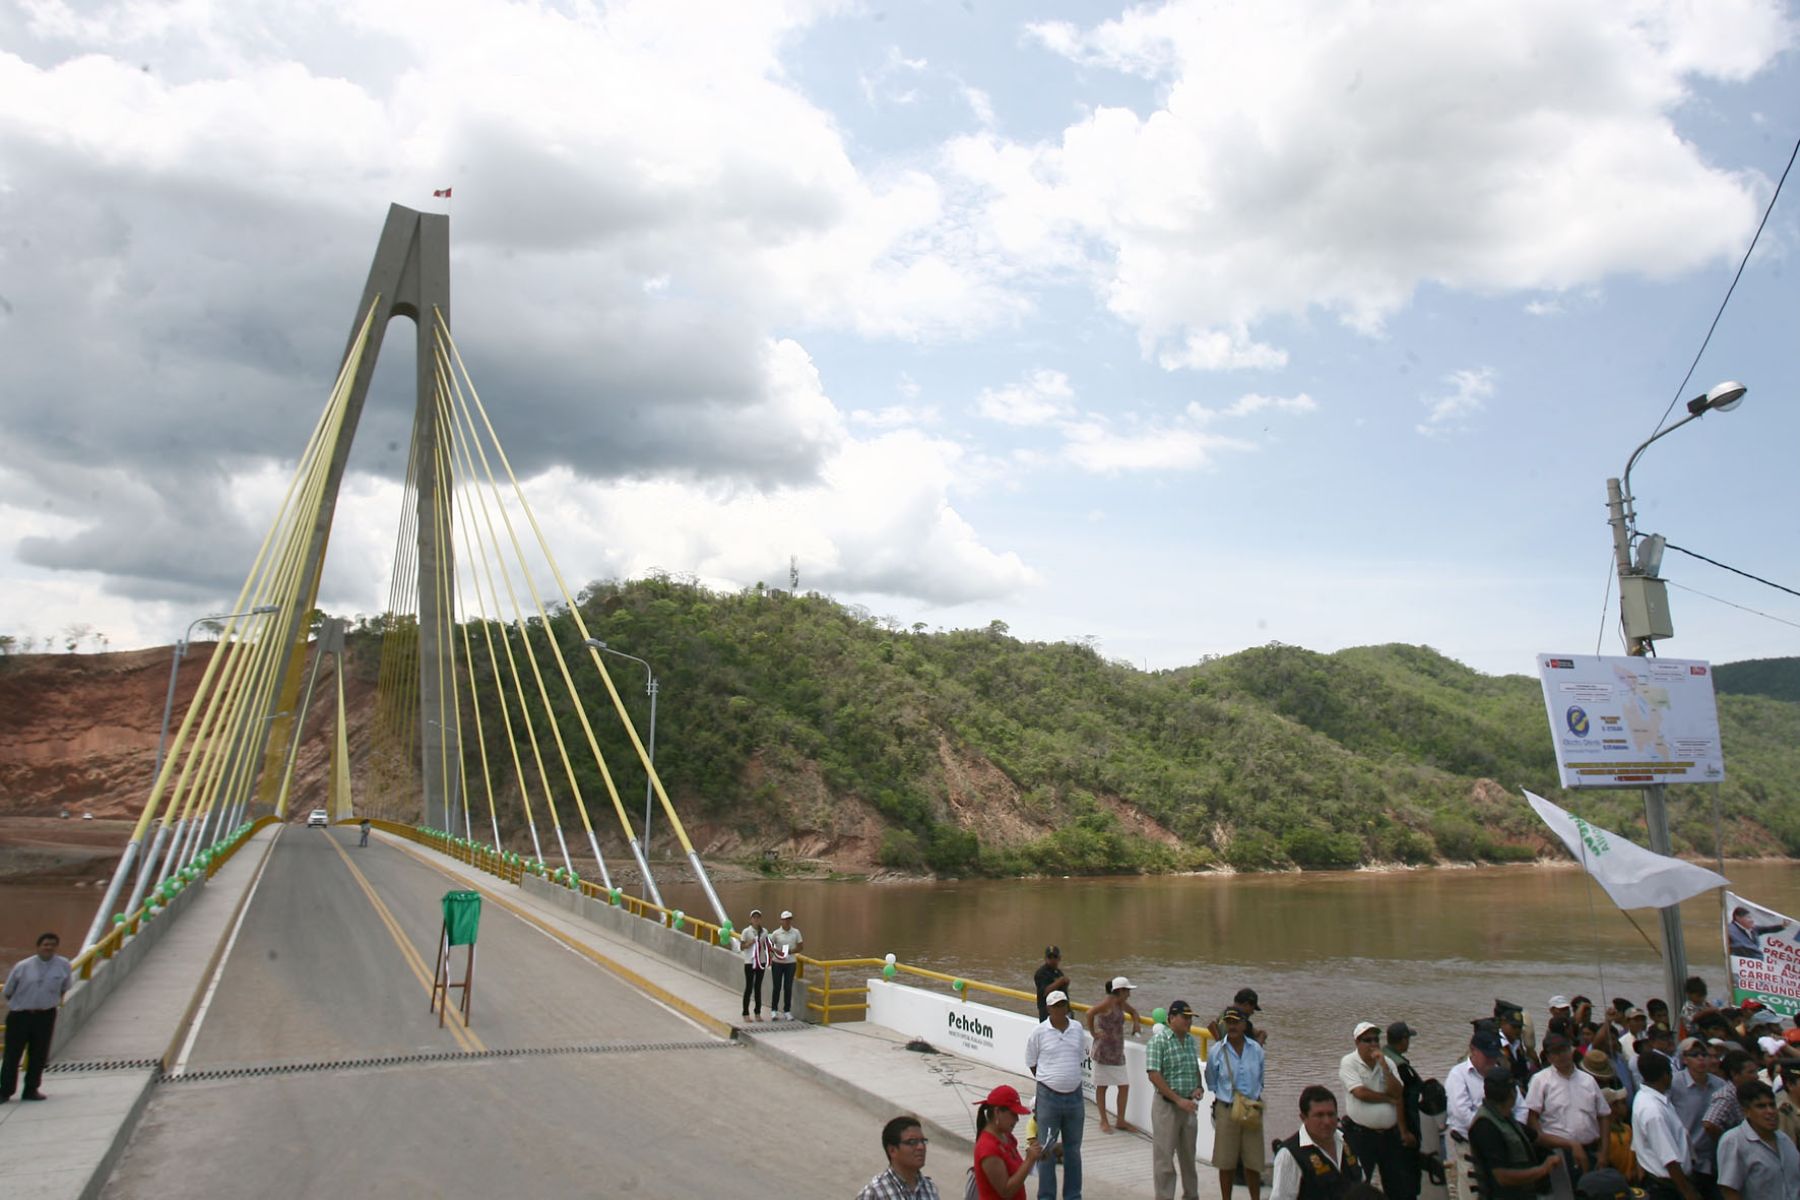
[
  {"xmin": 9, "ymin": 858, "xmax": 1796, "ymax": 1139},
  {"xmin": 662, "ymin": 860, "xmax": 1800, "ymax": 1136}
]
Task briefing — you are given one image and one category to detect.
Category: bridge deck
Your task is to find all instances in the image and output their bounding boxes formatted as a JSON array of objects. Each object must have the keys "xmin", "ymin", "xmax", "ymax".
[
  {"xmin": 85, "ymin": 826, "xmax": 884, "ymax": 1197},
  {"xmin": 8, "ymin": 826, "xmax": 1159, "ymax": 1198}
]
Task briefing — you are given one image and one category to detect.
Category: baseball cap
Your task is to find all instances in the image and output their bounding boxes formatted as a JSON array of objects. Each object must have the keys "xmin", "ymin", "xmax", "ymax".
[
  {"xmin": 978, "ymin": 1084, "xmax": 1032, "ymax": 1114},
  {"xmin": 1679, "ymin": 1036, "xmax": 1707, "ymax": 1055},
  {"xmin": 1471, "ymin": 1030, "xmax": 1503, "ymax": 1056},
  {"xmin": 1234, "ymin": 987, "xmax": 1261, "ymax": 1011},
  {"xmin": 1625, "ymin": 1008, "xmax": 1646, "ymax": 1021},
  {"xmin": 780, "ymin": 910, "xmax": 793, "ymax": 919},
  {"xmin": 1387, "ymin": 1021, "xmax": 1418, "ymax": 1042},
  {"xmin": 1743, "ymin": 1000, "xmax": 1766, "ymax": 1014},
  {"xmin": 749, "ymin": 908, "xmax": 762, "ymax": 917},
  {"xmin": 1576, "ymin": 1167, "xmax": 1641, "ymax": 1200},
  {"xmin": 1167, "ymin": 1000, "xmax": 1194, "ymax": 1018},
  {"xmin": 1354, "ymin": 1021, "xmax": 1381, "ymax": 1042},
  {"xmin": 1222, "ymin": 1007, "xmax": 1247, "ymax": 1024},
  {"xmin": 1045, "ymin": 990, "xmax": 1069, "ymax": 1007},
  {"xmin": 1550, "ymin": 995, "xmax": 1571, "ymax": 1009},
  {"xmin": 1045, "ymin": 944, "xmax": 1061, "ymax": 958},
  {"xmin": 1111, "ymin": 976, "xmax": 1135, "ymax": 991}
]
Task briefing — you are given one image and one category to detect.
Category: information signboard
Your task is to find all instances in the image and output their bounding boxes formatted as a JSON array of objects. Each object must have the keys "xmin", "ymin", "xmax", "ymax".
[{"xmin": 1536, "ymin": 654, "xmax": 1724, "ymax": 788}]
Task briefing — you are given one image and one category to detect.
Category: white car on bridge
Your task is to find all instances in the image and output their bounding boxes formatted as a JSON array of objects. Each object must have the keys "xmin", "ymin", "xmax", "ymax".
[{"xmin": 307, "ymin": 809, "xmax": 330, "ymax": 828}]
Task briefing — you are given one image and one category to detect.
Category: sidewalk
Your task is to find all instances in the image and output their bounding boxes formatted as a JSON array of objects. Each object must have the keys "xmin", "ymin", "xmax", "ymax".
[
  {"xmin": 380, "ymin": 832, "xmax": 1214, "ymax": 1200},
  {"xmin": 0, "ymin": 825, "xmax": 280, "ymax": 1200}
]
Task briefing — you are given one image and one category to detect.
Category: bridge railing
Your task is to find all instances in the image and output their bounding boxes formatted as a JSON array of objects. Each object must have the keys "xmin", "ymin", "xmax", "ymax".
[
  {"xmin": 391, "ymin": 826, "xmax": 1202, "ymax": 1042},
  {"xmin": 70, "ymin": 814, "xmax": 278, "ymax": 981}
]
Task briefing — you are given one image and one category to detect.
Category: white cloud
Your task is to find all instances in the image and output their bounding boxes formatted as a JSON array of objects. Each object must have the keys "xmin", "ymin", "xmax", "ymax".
[
  {"xmin": 1417, "ymin": 367, "xmax": 1496, "ymax": 437},
  {"xmin": 975, "ymin": 368, "xmax": 1076, "ymax": 426},
  {"xmin": 1060, "ymin": 417, "xmax": 1252, "ymax": 474},
  {"xmin": 849, "ymin": 404, "xmax": 937, "ymax": 429},
  {"xmin": 959, "ymin": 0, "xmax": 1788, "ymax": 370},
  {"xmin": 1212, "ymin": 392, "xmax": 1319, "ymax": 420}
]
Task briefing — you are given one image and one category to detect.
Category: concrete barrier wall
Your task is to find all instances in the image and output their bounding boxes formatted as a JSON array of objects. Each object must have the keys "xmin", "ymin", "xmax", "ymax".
[
  {"xmin": 51, "ymin": 877, "xmax": 205, "ymax": 1056},
  {"xmin": 519, "ymin": 875, "xmax": 746, "ymax": 997}
]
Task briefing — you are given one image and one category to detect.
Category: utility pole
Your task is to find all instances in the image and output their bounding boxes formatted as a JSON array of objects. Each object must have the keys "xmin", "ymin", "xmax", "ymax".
[{"xmin": 1604, "ymin": 379, "xmax": 1744, "ymax": 1016}]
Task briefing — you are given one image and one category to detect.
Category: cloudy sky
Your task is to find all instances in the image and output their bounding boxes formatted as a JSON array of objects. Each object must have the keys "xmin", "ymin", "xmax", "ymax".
[{"xmin": 3, "ymin": 0, "xmax": 1798, "ymax": 677}]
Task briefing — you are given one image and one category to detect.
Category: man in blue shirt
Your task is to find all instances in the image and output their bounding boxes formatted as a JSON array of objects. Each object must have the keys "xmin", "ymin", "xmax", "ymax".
[
  {"xmin": 1207, "ymin": 1007, "xmax": 1267, "ymax": 1200},
  {"xmin": 2, "ymin": 931, "xmax": 74, "ymax": 1103}
]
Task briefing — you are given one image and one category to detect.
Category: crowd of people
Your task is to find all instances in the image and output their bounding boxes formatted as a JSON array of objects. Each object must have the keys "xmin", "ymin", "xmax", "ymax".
[{"xmin": 855, "ymin": 962, "xmax": 1800, "ymax": 1200}]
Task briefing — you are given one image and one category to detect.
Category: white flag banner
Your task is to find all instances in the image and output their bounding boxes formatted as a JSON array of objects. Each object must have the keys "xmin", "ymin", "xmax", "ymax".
[{"xmin": 1523, "ymin": 789, "xmax": 1729, "ymax": 910}]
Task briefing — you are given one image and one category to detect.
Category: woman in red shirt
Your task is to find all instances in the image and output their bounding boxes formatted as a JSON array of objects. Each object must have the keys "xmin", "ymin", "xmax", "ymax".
[{"xmin": 975, "ymin": 1084, "xmax": 1043, "ymax": 1200}]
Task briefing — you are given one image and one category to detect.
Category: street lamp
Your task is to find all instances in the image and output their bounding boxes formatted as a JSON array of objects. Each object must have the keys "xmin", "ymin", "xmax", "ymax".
[
  {"xmin": 1604, "ymin": 378, "xmax": 1744, "ymax": 1015},
  {"xmin": 152, "ymin": 605, "xmax": 282, "ymax": 781},
  {"xmin": 583, "ymin": 637, "xmax": 663, "ymax": 907},
  {"xmin": 82, "ymin": 602, "xmax": 280, "ymax": 951}
]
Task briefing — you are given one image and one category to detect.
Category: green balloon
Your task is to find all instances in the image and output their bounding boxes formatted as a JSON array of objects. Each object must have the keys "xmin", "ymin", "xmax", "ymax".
[
  {"xmin": 883, "ymin": 963, "xmax": 897, "ymax": 979},
  {"xmin": 1152, "ymin": 1006, "xmax": 1168, "ymax": 1024},
  {"xmin": 112, "ymin": 913, "xmax": 126, "ymax": 925},
  {"xmin": 721, "ymin": 920, "xmax": 733, "ymax": 934},
  {"xmin": 719, "ymin": 928, "xmax": 732, "ymax": 945},
  {"xmin": 952, "ymin": 978, "xmax": 965, "ymax": 992},
  {"xmin": 672, "ymin": 910, "xmax": 686, "ymax": 931},
  {"xmin": 609, "ymin": 888, "xmax": 622, "ymax": 906}
]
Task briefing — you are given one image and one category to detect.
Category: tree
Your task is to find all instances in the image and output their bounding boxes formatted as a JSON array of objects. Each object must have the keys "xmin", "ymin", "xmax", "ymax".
[{"xmin": 63, "ymin": 623, "xmax": 93, "ymax": 653}]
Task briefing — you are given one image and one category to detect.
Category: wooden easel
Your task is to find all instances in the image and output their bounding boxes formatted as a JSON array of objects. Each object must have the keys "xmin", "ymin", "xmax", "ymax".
[{"xmin": 430, "ymin": 890, "xmax": 481, "ymax": 1027}]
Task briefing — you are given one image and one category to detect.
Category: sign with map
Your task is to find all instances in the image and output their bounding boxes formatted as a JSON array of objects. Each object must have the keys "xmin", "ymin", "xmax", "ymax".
[{"xmin": 1536, "ymin": 654, "xmax": 1725, "ymax": 788}]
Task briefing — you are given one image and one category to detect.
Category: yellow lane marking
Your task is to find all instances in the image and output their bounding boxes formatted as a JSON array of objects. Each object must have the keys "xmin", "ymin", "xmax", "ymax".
[
  {"xmin": 378, "ymin": 835, "xmax": 734, "ymax": 1039},
  {"xmin": 325, "ymin": 833, "xmax": 485, "ymax": 1053}
]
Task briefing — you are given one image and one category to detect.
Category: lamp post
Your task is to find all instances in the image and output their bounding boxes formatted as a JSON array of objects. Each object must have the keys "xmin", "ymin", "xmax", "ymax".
[
  {"xmin": 82, "ymin": 603, "xmax": 279, "ymax": 952},
  {"xmin": 582, "ymin": 637, "xmax": 664, "ymax": 907},
  {"xmin": 1605, "ymin": 379, "xmax": 1744, "ymax": 1014}
]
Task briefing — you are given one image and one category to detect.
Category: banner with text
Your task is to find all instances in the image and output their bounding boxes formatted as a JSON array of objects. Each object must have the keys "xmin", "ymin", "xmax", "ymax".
[
  {"xmin": 1724, "ymin": 892, "xmax": 1800, "ymax": 1018},
  {"xmin": 865, "ymin": 979, "xmax": 1216, "ymax": 1160}
]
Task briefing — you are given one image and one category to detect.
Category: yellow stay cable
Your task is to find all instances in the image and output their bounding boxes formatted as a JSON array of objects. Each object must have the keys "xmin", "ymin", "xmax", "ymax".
[
  {"xmin": 432, "ymin": 366, "xmax": 572, "ymax": 868},
  {"xmin": 440, "ymin": 396, "xmax": 543, "ymax": 862},
  {"xmin": 148, "ymin": 308, "xmax": 371, "ymax": 838},
  {"xmin": 437, "ymin": 313, "xmax": 701, "ymax": 858},
  {"xmin": 433, "ymin": 338, "xmax": 617, "ymax": 883},
  {"xmin": 427, "ymin": 431, "xmax": 469, "ymax": 838}
]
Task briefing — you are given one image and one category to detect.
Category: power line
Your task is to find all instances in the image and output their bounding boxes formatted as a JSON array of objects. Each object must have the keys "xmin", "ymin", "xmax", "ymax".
[
  {"xmin": 1661, "ymin": 540, "xmax": 1800, "ymax": 600},
  {"xmin": 1647, "ymin": 134, "xmax": 1800, "ymax": 436},
  {"xmin": 1664, "ymin": 580, "xmax": 1800, "ymax": 632}
]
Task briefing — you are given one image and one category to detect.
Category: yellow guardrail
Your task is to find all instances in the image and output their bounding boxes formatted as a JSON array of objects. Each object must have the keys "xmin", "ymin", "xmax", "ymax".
[{"xmin": 72, "ymin": 814, "xmax": 279, "ymax": 980}]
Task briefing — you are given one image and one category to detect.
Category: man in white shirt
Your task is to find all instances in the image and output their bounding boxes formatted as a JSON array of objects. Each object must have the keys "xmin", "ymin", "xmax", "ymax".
[
  {"xmin": 1340, "ymin": 1020, "xmax": 1410, "ymax": 1198},
  {"xmin": 1634, "ymin": 1051, "xmax": 1701, "ymax": 1200},
  {"xmin": 1446, "ymin": 1030, "xmax": 1525, "ymax": 1200},
  {"xmin": 1620, "ymin": 1009, "xmax": 1648, "ymax": 1060},
  {"xmin": 1, "ymin": 932, "xmax": 74, "ymax": 1103},
  {"xmin": 1526, "ymin": 1032, "xmax": 1613, "ymax": 1178},
  {"xmin": 1449, "ymin": 1031, "xmax": 1525, "ymax": 1139},
  {"xmin": 1026, "ymin": 989, "xmax": 1091, "ymax": 1200}
]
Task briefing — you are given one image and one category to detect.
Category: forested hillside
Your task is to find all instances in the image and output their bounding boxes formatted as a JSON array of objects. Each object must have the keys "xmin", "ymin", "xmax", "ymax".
[{"xmin": 344, "ymin": 576, "xmax": 1800, "ymax": 876}]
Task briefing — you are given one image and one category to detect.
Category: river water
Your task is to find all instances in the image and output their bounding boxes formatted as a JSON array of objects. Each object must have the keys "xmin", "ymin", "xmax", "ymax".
[
  {"xmin": 662, "ymin": 860, "xmax": 1800, "ymax": 1139},
  {"xmin": 9, "ymin": 858, "xmax": 1794, "ymax": 1139}
]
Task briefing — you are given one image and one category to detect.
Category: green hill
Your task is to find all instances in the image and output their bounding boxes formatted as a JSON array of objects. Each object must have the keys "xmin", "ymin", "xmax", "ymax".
[
  {"xmin": 356, "ymin": 578, "xmax": 1800, "ymax": 876},
  {"xmin": 1713, "ymin": 657, "xmax": 1800, "ymax": 705}
]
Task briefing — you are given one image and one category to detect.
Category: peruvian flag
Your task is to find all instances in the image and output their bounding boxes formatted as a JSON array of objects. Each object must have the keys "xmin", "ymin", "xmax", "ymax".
[{"xmin": 433, "ymin": 187, "xmax": 452, "ymax": 198}]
